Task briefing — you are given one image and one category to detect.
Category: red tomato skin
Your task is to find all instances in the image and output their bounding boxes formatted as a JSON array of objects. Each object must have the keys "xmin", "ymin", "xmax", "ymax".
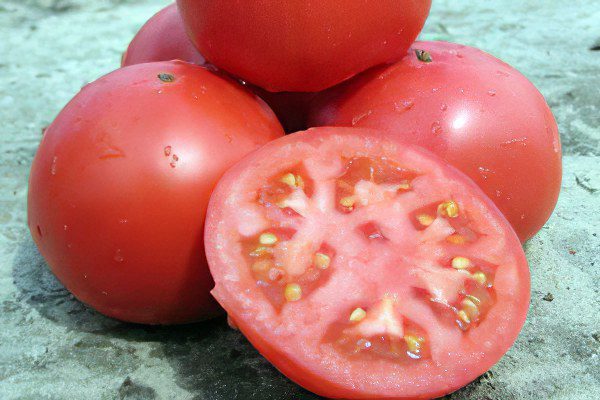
[
  {"xmin": 205, "ymin": 127, "xmax": 530, "ymax": 399},
  {"xmin": 309, "ymin": 41, "xmax": 562, "ymax": 242},
  {"xmin": 177, "ymin": 0, "xmax": 432, "ymax": 92},
  {"xmin": 121, "ymin": 3, "xmax": 313, "ymax": 132},
  {"xmin": 121, "ymin": 3, "xmax": 205, "ymax": 67},
  {"xmin": 28, "ymin": 61, "xmax": 284, "ymax": 325}
]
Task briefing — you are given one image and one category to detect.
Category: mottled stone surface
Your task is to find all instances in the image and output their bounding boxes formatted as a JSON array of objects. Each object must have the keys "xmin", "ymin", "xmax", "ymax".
[{"xmin": 0, "ymin": 1, "xmax": 598, "ymax": 399}]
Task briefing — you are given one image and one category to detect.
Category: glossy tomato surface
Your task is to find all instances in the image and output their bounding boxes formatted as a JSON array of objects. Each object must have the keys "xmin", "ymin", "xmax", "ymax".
[
  {"xmin": 121, "ymin": 3, "xmax": 205, "ymax": 67},
  {"xmin": 309, "ymin": 41, "xmax": 562, "ymax": 242},
  {"xmin": 28, "ymin": 61, "xmax": 284, "ymax": 324},
  {"xmin": 121, "ymin": 3, "xmax": 313, "ymax": 132},
  {"xmin": 205, "ymin": 127, "xmax": 530, "ymax": 399},
  {"xmin": 177, "ymin": 0, "xmax": 432, "ymax": 92}
]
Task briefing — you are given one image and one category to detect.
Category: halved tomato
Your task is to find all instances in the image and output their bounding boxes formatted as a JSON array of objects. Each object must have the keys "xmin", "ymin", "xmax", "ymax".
[{"xmin": 205, "ymin": 127, "xmax": 530, "ymax": 399}]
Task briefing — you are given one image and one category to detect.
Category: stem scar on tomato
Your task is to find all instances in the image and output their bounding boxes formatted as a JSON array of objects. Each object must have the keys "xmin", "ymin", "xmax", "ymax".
[
  {"xmin": 157, "ymin": 73, "xmax": 176, "ymax": 83},
  {"xmin": 415, "ymin": 49, "xmax": 432, "ymax": 62}
]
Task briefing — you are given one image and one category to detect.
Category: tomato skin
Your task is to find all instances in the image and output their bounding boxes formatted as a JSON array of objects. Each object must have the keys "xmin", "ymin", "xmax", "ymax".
[
  {"xmin": 251, "ymin": 89, "xmax": 316, "ymax": 133},
  {"xmin": 27, "ymin": 61, "xmax": 284, "ymax": 324},
  {"xmin": 205, "ymin": 127, "xmax": 530, "ymax": 399},
  {"xmin": 177, "ymin": 0, "xmax": 432, "ymax": 92},
  {"xmin": 309, "ymin": 41, "xmax": 562, "ymax": 242},
  {"xmin": 121, "ymin": 3, "xmax": 313, "ymax": 132},
  {"xmin": 121, "ymin": 3, "xmax": 205, "ymax": 67}
]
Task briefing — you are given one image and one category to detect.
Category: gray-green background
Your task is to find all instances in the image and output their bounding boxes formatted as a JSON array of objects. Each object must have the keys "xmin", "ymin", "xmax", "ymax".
[{"xmin": 0, "ymin": 1, "xmax": 598, "ymax": 399}]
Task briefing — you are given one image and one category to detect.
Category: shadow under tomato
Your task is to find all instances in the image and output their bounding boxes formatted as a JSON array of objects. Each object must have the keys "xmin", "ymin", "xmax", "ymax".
[{"xmin": 11, "ymin": 237, "xmax": 320, "ymax": 399}]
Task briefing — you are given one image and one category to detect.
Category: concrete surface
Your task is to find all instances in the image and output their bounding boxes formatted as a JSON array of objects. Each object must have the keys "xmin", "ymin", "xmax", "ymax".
[{"xmin": 0, "ymin": 0, "xmax": 599, "ymax": 399}]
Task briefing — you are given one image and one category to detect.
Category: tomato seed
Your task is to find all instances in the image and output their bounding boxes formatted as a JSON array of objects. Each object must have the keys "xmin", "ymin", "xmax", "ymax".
[
  {"xmin": 349, "ymin": 308, "xmax": 367, "ymax": 322},
  {"xmin": 284, "ymin": 283, "xmax": 302, "ymax": 302},
  {"xmin": 397, "ymin": 181, "xmax": 411, "ymax": 190},
  {"xmin": 457, "ymin": 310, "xmax": 471, "ymax": 325},
  {"xmin": 472, "ymin": 271, "xmax": 487, "ymax": 285},
  {"xmin": 250, "ymin": 246, "xmax": 273, "ymax": 257},
  {"xmin": 446, "ymin": 234, "xmax": 466, "ymax": 245},
  {"xmin": 404, "ymin": 335, "xmax": 425, "ymax": 354},
  {"xmin": 451, "ymin": 257, "xmax": 471, "ymax": 270},
  {"xmin": 438, "ymin": 201, "xmax": 459, "ymax": 218},
  {"xmin": 465, "ymin": 294, "xmax": 481, "ymax": 305},
  {"xmin": 340, "ymin": 196, "xmax": 356, "ymax": 208},
  {"xmin": 259, "ymin": 232, "xmax": 278, "ymax": 245},
  {"xmin": 280, "ymin": 173, "xmax": 296, "ymax": 187},
  {"xmin": 314, "ymin": 253, "xmax": 331, "ymax": 270},
  {"xmin": 461, "ymin": 298, "xmax": 480, "ymax": 318},
  {"xmin": 416, "ymin": 214, "xmax": 435, "ymax": 227}
]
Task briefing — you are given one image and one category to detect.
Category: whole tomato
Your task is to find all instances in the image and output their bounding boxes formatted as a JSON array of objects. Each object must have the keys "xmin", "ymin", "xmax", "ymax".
[
  {"xmin": 309, "ymin": 41, "xmax": 562, "ymax": 242},
  {"xmin": 122, "ymin": 3, "xmax": 314, "ymax": 132},
  {"xmin": 28, "ymin": 61, "xmax": 284, "ymax": 324},
  {"xmin": 121, "ymin": 3, "xmax": 205, "ymax": 66},
  {"xmin": 177, "ymin": 0, "xmax": 432, "ymax": 92}
]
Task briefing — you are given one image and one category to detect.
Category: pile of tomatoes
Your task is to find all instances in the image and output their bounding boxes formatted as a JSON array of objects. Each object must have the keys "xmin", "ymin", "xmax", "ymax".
[{"xmin": 28, "ymin": 2, "xmax": 562, "ymax": 398}]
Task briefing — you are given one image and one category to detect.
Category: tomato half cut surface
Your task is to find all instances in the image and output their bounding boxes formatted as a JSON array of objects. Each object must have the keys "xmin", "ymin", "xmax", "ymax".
[{"xmin": 205, "ymin": 127, "xmax": 530, "ymax": 399}]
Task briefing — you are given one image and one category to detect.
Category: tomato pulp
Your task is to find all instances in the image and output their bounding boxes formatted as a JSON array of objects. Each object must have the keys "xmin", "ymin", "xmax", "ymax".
[
  {"xmin": 309, "ymin": 41, "xmax": 562, "ymax": 242},
  {"xmin": 177, "ymin": 0, "xmax": 432, "ymax": 92},
  {"xmin": 28, "ymin": 61, "xmax": 284, "ymax": 324},
  {"xmin": 205, "ymin": 127, "xmax": 530, "ymax": 398}
]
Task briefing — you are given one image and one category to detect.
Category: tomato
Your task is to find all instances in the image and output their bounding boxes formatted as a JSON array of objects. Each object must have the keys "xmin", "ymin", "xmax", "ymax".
[
  {"xmin": 309, "ymin": 41, "xmax": 562, "ymax": 242},
  {"xmin": 204, "ymin": 127, "xmax": 530, "ymax": 399},
  {"xmin": 27, "ymin": 61, "xmax": 284, "ymax": 324},
  {"xmin": 121, "ymin": 3, "xmax": 313, "ymax": 132},
  {"xmin": 121, "ymin": 3, "xmax": 205, "ymax": 67},
  {"xmin": 177, "ymin": 0, "xmax": 432, "ymax": 92}
]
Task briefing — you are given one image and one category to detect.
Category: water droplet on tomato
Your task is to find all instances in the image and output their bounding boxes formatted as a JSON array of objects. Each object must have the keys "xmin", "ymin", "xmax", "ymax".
[
  {"xmin": 114, "ymin": 249, "xmax": 124, "ymax": 263},
  {"xmin": 164, "ymin": 146, "xmax": 172, "ymax": 156},
  {"xmin": 98, "ymin": 146, "xmax": 125, "ymax": 160},
  {"xmin": 352, "ymin": 110, "xmax": 372, "ymax": 126},
  {"xmin": 440, "ymin": 104, "xmax": 448, "ymax": 111},
  {"xmin": 170, "ymin": 154, "xmax": 179, "ymax": 168},
  {"xmin": 394, "ymin": 100, "xmax": 414, "ymax": 112},
  {"xmin": 487, "ymin": 89, "xmax": 497, "ymax": 96},
  {"xmin": 50, "ymin": 156, "xmax": 59, "ymax": 175},
  {"xmin": 431, "ymin": 121, "xmax": 442, "ymax": 135},
  {"xmin": 500, "ymin": 137, "xmax": 528, "ymax": 149},
  {"xmin": 478, "ymin": 167, "xmax": 494, "ymax": 179}
]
